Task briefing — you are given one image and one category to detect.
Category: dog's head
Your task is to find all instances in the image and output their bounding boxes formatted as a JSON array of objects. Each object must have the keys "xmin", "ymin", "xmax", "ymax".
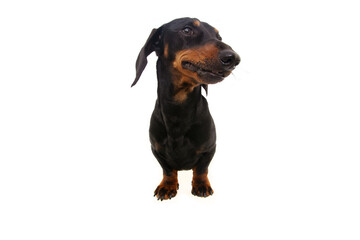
[{"xmin": 131, "ymin": 17, "xmax": 240, "ymax": 87}]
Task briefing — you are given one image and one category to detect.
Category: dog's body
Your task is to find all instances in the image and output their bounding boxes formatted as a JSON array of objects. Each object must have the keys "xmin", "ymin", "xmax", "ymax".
[{"xmin": 132, "ymin": 18, "xmax": 240, "ymax": 200}]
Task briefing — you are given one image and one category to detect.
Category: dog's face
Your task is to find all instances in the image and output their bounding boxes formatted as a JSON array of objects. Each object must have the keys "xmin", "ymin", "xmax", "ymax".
[
  {"xmin": 132, "ymin": 17, "xmax": 240, "ymax": 87},
  {"xmin": 161, "ymin": 18, "xmax": 240, "ymax": 84}
]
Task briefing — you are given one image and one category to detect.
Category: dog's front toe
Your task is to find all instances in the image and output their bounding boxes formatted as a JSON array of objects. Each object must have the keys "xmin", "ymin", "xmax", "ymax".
[
  {"xmin": 154, "ymin": 170, "xmax": 178, "ymax": 201},
  {"xmin": 154, "ymin": 183, "xmax": 178, "ymax": 201},
  {"xmin": 191, "ymin": 181, "xmax": 214, "ymax": 197},
  {"xmin": 191, "ymin": 168, "xmax": 214, "ymax": 198}
]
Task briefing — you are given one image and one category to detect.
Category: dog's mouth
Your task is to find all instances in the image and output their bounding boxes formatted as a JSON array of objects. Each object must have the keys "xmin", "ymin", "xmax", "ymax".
[{"xmin": 181, "ymin": 61, "xmax": 229, "ymax": 84}]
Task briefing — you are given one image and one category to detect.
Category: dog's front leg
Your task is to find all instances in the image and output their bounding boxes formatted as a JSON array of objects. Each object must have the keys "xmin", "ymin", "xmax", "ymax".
[
  {"xmin": 192, "ymin": 148, "xmax": 215, "ymax": 197},
  {"xmin": 154, "ymin": 170, "xmax": 179, "ymax": 201}
]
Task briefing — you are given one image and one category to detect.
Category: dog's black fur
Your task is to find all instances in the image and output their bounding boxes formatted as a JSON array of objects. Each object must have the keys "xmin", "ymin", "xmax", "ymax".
[{"xmin": 132, "ymin": 18, "xmax": 240, "ymax": 200}]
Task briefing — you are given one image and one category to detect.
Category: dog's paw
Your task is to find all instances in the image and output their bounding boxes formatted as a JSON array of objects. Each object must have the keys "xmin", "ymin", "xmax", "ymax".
[
  {"xmin": 154, "ymin": 183, "xmax": 179, "ymax": 201},
  {"xmin": 191, "ymin": 181, "xmax": 214, "ymax": 198}
]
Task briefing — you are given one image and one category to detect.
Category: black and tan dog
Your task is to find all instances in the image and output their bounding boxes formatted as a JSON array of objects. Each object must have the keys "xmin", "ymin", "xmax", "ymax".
[{"xmin": 132, "ymin": 17, "xmax": 240, "ymax": 200}]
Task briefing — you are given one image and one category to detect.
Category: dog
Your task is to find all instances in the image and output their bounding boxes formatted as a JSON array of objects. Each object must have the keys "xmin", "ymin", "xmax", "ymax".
[{"xmin": 132, "ymin": 17, "xmax": 240, "ymax": 200}]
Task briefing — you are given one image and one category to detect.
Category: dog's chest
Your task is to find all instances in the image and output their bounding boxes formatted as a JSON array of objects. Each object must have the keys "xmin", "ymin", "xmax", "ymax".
[{"xmin": 164, "ymin": 135, "xmax": 198, "ymax": 169}]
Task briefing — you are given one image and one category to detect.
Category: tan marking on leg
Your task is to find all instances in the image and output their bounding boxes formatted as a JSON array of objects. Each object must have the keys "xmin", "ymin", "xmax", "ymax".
[
  {"xmin": 192, "ymin": 168, "xmax": 214, "ymax": 197},
  {"xmin": 154, "ymin": 170, "xmax": 179, "ymax": 201}
]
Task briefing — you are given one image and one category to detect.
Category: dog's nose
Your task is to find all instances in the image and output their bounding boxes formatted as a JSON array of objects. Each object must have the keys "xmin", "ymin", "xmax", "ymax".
[{"xmin": 219, "ymin": 50, "xmax": 240, "ymax": 70}]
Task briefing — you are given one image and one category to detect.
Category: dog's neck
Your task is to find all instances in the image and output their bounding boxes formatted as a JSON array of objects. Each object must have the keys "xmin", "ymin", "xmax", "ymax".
[
  {"xmin": 156, "ymin": 58, "xmax": 204, "ymax": 109},
  {"xmin": 155, "ymin": 58, "xmax": 206, "ymax": 141}
]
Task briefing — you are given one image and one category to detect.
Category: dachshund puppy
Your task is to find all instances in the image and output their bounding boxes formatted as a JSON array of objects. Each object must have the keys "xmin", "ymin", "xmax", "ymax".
[{"xmin": 132, "ymin": 17, "xmax": 240, "ymax": 200}]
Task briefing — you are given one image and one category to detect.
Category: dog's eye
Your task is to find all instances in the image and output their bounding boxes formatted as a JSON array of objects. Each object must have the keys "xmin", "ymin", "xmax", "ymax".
[{"xmin": 182, "ymin": 27, "xmax": 194, "ymax": 36}]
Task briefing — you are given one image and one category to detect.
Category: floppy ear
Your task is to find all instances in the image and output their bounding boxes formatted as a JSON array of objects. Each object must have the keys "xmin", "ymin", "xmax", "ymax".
[{"xmin": 131, "ymin": 27, "xmax": 162, "ymax": 87}]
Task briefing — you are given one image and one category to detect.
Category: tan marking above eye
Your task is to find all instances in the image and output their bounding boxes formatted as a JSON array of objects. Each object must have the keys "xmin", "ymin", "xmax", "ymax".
[{"xmin": 193, "ymin": 20, "xmax": 200, "ymax": 27}]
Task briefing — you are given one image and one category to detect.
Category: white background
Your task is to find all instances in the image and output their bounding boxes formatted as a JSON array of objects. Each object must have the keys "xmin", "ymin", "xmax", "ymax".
[{"xmin": 1, "ymin": 0, "xmax": 359, "ymax": 239}]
